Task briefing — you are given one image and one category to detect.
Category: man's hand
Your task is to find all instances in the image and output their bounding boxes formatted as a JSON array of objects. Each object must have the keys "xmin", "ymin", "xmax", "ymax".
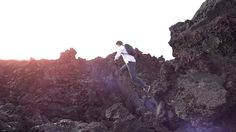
[
  {"xmin": 114, "ymin": 58, "xmax": 120, "ymax": 66},
  {"xmin": 114, "ymin": 58, "xmax": 118, "ymax": 61},
  {"xmin": 114, "ymin": 59, "xmax": 118, "ymax": 65}
]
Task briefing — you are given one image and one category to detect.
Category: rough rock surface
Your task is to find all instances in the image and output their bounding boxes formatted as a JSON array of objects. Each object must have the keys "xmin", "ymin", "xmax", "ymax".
[
  {"xmin": 1, "ymin": 0, "xmax": 236, "ymax": 131},
  {"xmin": 0, "ymin": 48, "xmax": 166, "ymax": 132},
  {"xmin": 164, "ymin": 0, "xmax": 236, "ymax": 131},
  {"xmin": 30, "ymin": 119, "xmax": 107, "ymax": 132}
]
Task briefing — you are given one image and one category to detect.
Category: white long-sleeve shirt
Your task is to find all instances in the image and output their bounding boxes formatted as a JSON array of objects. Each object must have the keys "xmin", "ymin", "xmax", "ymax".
[{"xmin": 114, "ymin": 45, "xmax": 136, "ymax": 64}]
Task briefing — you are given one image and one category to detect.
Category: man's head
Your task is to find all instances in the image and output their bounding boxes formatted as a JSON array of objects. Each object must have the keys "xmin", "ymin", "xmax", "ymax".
[{"xmin": 116, "ymin": 40, "xmax": 123, "ymax": 46}]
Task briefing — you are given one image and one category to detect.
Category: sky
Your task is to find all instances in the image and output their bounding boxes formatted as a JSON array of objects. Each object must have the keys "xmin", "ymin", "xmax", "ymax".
[{"xmin": 0, "ymin": 0, "xmax": 206, "ymax": 60}]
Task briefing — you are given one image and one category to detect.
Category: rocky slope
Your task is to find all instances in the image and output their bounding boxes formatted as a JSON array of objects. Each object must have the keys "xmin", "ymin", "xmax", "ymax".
[
  {"xmin": 1, "ymin": 0, "xmax": 236, "ymax": 131},
  {"xmin": 0, "ymin": 48, "xmax": 166, "ymax": 132}
]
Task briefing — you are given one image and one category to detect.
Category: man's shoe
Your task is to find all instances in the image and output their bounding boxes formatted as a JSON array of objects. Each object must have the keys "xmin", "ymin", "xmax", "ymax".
[
  {"xmin": 143, "ymin": 85, "xmax": 151, "ymax": 93},
  {"xmin": 147, "ymin": 85, "xmax": 151, "ymax": 93}
]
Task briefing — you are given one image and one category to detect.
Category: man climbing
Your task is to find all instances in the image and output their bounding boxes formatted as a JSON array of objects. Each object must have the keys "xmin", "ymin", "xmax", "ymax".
[{"xmin": 114, "ymin": 40, "xmax": 150, "ymax": 93}]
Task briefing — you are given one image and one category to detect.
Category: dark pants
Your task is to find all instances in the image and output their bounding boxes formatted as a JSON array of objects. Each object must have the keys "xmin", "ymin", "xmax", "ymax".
[{"xmin": 119, "ymin": 62, "xmax": 147, "ymax": 88}]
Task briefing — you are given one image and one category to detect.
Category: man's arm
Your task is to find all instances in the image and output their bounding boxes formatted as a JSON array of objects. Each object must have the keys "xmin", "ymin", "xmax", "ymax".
[{"xmin": 114, "ymin": 47, "xmax": 123, "ymax": 61}]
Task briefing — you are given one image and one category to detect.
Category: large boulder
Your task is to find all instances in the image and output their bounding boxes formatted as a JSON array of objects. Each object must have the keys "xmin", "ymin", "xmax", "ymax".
[
  {"xmin": 173, "ymin": 72, "xmax": 227, "ymax": 121},
  {"xmin": 105, "ymin": 103, "xmax": 170, "ymax": 132},
  {"xmin": 169, "ymin": 0, "xmax": 236, "ymax": 60}
]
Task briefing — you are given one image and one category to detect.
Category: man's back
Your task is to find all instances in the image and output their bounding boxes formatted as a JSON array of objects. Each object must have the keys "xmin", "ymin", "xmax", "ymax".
[{"xmin": 115, "ymin": 45, "xmax": 136, "ymax": 64}]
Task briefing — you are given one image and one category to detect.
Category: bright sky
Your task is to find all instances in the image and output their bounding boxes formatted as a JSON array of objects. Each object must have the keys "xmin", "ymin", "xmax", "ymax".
[{"xmin": 0, "ymin": 0, "xmax": 205, "ymax": 60}]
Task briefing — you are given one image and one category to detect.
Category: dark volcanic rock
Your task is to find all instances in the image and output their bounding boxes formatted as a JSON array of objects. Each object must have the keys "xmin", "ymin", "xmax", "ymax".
[
  {"xmin": 30, "ymin": 119, "xmax": 107, "ymax": 132},
  {"xmin": 169, "ymin": 0, "xmax": 236, "ymax": 59},
  {"xmin": 162, "ymin": 0, "xmax": 236, "ymax": 131},
  {"xmin": 105, "ymin": 103, "xmax": 170, "ymax": 132},
  {"xmin": 59, "ymin": 48, "xmax": 77, "ymax": 62},
  {"xmin": 0, "ymin": 48, "xmax": 164, "ymax": 131},
  {"xmin": 173, "ymin": 72, "xmax": 227, "ymax": 120},
  {"xmin": 0, "ymin": 102, "xmax": 32, "ymax": 131}
]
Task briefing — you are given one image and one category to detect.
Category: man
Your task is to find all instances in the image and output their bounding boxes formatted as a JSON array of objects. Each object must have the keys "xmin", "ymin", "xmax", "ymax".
[{"xmin": 114, "ymin": 40, "xmax": 150, "ymax": 93}]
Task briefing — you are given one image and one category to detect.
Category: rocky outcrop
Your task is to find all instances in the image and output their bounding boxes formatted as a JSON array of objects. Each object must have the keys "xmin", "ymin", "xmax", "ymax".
[
  {"xmin": 59, "ymin": 48, "xmax": 77, "ymax": 63},
  {"xmin": 161, "ymin": 0, "xmax": 236, "ymax": 131},
  {"xmin": 169, "ymin": 0, "xmax": 236, "ymax": 59}
]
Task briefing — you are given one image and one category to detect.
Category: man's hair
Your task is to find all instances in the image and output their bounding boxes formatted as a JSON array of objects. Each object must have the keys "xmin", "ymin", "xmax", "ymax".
[{"xmin": 116, "ymin": 40, "xmax": 123, "ymax": 45}]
